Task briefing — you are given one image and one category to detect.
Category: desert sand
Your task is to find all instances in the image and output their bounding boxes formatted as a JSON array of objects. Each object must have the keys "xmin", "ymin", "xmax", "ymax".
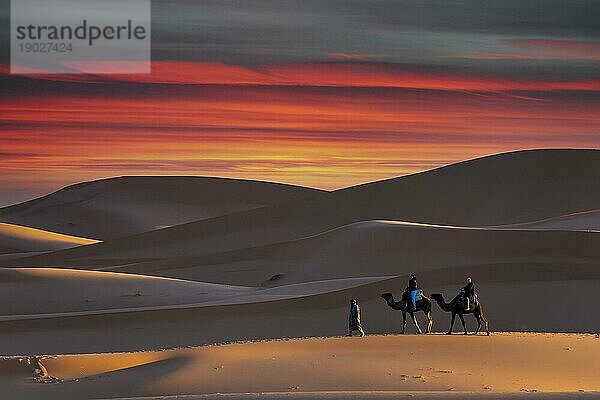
[
  {"xmin": 0, "ymin": 222, "xmax": 98, "ymax": 255},
  {"xmin": 1, "ymin": 334, "xmax": 599, "ymax": 399},
  {"xmin": 0, "ymin": 149, "xmax": 599, "ymax": 399}
]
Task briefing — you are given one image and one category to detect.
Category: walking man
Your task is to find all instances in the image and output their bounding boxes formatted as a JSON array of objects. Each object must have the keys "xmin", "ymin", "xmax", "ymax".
[{"xmin": 347, "ymin": 298, "xmax": 365, "ymax": 337}]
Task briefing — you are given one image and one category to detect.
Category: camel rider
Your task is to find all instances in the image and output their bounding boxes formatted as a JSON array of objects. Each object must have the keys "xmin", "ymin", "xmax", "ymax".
[
  {"xmin": 407, "ymin": 274, "xmax": 418, "ymax": 311},
  {"xmin": 347, "ymin": 299, "xmax": 365, "ymax": 337},
  {"xmin": 461, "ymin": 277, "xmax": 475, "ymax": 310}
]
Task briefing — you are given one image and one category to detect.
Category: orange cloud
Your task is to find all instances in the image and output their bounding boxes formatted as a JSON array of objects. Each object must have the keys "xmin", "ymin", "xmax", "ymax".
[
  {"xmin": 1, "ymin": 82, "xmax": 599, "ymax": 197},
  {"xmin": 1, "ymin": 59, "xmax": 599, "ymax": 204}
]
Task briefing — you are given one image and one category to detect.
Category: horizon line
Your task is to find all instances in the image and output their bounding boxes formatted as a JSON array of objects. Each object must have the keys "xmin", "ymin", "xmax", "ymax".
[{"xmin": 1, "ymin": 147, "xmax": 597, "ymax": 209}]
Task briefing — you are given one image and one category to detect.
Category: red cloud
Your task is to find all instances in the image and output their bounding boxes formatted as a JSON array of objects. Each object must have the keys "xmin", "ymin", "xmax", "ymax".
[{"xmin": 3, "ymin": 61, "xmax": 599, "ymax": 91}]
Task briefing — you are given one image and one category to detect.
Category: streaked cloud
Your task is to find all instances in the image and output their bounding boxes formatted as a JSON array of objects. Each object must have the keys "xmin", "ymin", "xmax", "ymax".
[
  {"xmin": 450, "ymin": 38, "xmax": 600, "ymax": 61},
  {"xmin": 4, "ymin": 61, "xmax": 600, "ymax": 91}
]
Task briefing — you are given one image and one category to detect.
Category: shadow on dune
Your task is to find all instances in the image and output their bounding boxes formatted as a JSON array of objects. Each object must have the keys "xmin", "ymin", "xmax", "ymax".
[
  {"xmin": 76, "ymin": 355, "xmax": 191, "ymax": 381},
  {"xmin": 24, "ymin": 356, "xmax": 193, "ymax": 400}
]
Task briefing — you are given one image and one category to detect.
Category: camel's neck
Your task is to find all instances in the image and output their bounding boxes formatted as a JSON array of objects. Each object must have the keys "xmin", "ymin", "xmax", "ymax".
[
  {"xmin": 434, "ymin": 296, "xmax": 453, "ymax": 311},
  {"xmin": 386, "ymin": 297, "xmax": 406, "ymax": 311}
]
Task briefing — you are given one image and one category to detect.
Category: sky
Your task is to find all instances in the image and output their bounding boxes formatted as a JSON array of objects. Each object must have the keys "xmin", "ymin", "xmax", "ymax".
[{"xmin": 1, "ymin": 0, "xmax": 599, "ymax": 206}]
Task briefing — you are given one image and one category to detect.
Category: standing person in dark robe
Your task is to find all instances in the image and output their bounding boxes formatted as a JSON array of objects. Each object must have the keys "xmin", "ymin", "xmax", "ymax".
[{"xmin": 347, "ymin": 299, "xmax": 365, "ymax": 337}]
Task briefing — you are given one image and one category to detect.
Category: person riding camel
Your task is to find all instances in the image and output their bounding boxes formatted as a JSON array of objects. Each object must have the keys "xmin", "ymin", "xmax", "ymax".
[
  {"xmin": 461, "ymin": 277, "xmax": 475, "ymax": 310},
  {"xmin": 347, "ymin": 299, "xmax": 365, "ymax": 337},
  {"xmin": 406, "ymin": 274, "xmax": 418, "ymax": 311}
]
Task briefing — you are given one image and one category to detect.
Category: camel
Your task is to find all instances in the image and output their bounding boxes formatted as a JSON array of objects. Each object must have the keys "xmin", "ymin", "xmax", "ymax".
[
  {"xmin": 431, "ymin": 293, "xmax": 490, "ymax": 335},
  {"xmin": 381, "ymin": 292, "xmax": 433, "ymax": 334}
]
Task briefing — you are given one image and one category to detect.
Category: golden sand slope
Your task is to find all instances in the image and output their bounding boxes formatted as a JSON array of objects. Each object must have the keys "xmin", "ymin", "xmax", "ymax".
[
  {"xmin": 0, "ymin": 222, "xmax": 98, "ymax": 255},
  {"xmin": 0, "ymin": 176, "xmax": 322, "ymax": 240},
  {"xmin": 2, "ymin": 334, "xmax": 599, "ymax": 400}
]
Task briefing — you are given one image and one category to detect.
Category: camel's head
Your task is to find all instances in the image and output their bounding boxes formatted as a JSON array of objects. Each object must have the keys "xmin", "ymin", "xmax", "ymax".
[{"xmin": 381, "ymin": 293, "xmax": 393, "ymax": 301}]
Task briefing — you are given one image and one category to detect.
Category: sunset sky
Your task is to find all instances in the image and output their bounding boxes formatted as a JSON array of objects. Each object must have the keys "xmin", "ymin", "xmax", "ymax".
[{"xmin": 1, "ymin": 1, "xmax": 599, "ymax": 206}]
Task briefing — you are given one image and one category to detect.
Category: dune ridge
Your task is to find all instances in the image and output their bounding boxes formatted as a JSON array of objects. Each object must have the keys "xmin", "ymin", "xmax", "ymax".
[
  {"xmin": 0, "ymin": 176, "xmax": 323, "ymax": 240},
  {"xmin": 15, "ymin": 220, "xmax": 599, "ymax": 287},
  {"xmin": 0, "ymin": 267, "xmax": 396, "ymax": 320},
  {"xmin": 494, "ymin": 209, "xmax": 600, "ymax": 232}
]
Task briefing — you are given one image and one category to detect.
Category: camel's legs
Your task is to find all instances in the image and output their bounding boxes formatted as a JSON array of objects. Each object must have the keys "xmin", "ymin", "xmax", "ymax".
[
  {"xmin": 425, "ymin": 310, "xmax": 433, "ymax": 333},
  {"xmin": 410, "ymin": 311, "xmax": 423, "ymax": 334},
  {"xmin": 401, "ymin": 311, "xmax": 407, "ymax": 334},
  {"xmin": 473, "ymin": 310, "xmax": 481, "ymax": 335},
  {"xmin": 27, "ymin": 357, "xmax": 48, "ymax": 378},
  {"xmin": 474, "ymin": 316, "xmax": 481, "ymax": 335},
  {"xmin": 446, "ymin": 312, "xmax": 456, "ymax": 334},
  {"xmin": 458, "ymin": 313, "xmax": 468, "ymax": 334},
  {"xmin": 478, "ymin": 306, "xmax": 491, "ymax": 335},
  {"xmin": 481, "ymin": 314, "xmax": 490, "ymax": 335}
]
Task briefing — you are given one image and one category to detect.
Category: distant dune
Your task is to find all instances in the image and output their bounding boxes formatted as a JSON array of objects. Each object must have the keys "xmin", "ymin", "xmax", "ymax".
[
  {"xmin": 0, "ymin": 176, "xmax": 323, "ymax": 240},
  {"xmin": 0, "ymin": 222, "xmax": 98, "ymax": 255},
  {"xmin": 18, "ymin": 149, "xmax": 599, "ymax": 266},
  {"xmin": 2, "ymin": 334, "xmax": 599, "ymax": 400}
]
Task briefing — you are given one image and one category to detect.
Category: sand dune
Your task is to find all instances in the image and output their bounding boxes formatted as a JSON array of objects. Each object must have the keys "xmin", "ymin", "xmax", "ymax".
[
  {"xmin": 4, "ymin": 219, "xmax": 597, "ymax": 342},
  {"xmin": 0, "ymin": 222, "xmax": 98, "ymax": 255},
  {"xmin": 0, "ymin": 267, "xmax": 394, "ymax": 319},
  {"xmin": 2, "ymin": 334, "xmax": 599, "ymax": 399},
  {"xmin": 0, "ymin": 267, "xmax": 597, "ymax": 355},
  {"xmin": 154, "ymin": 220, "xmax": 599, "ymax": 287},
  {"xmin": 0, "ymin": 219, "xmax": 597, "ymax": 355},
  {"xmin": 18, "ymin": 220, "xmax": 599, "ymax": 286},
  {"xmin": 0, "ymin": 268, "xmax": 257, "ymax": 317},
  {"xmin": 0, "ymin": 176, "xmax": 322, "ymax": 240},
  {"xmin": 495, "ymin": 209, "xmax": 600, "ymax": 232},
  {"xmin": 16, "ymin": 149, "xmax": 600, "ymax": 267}
]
